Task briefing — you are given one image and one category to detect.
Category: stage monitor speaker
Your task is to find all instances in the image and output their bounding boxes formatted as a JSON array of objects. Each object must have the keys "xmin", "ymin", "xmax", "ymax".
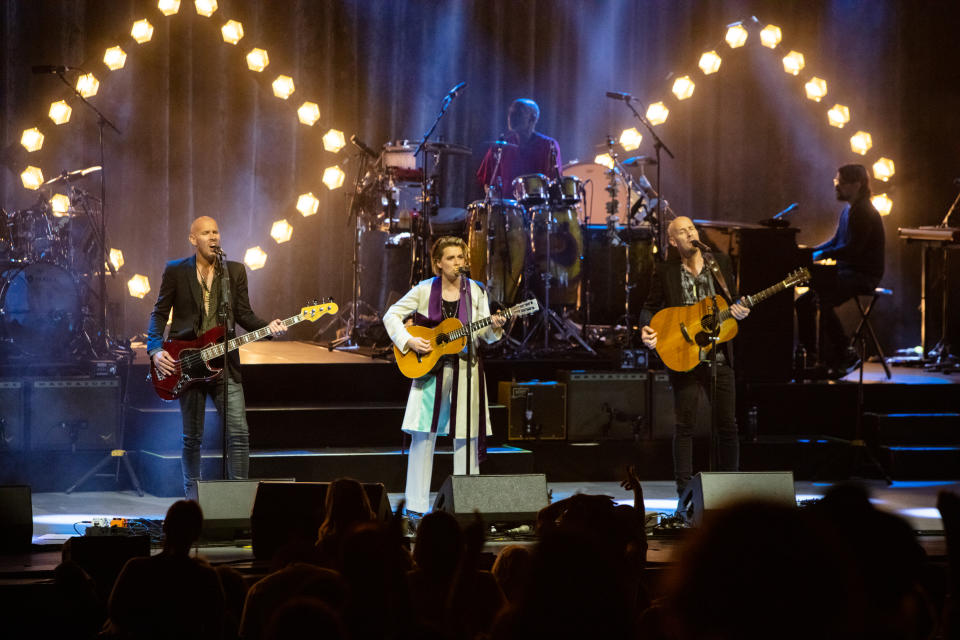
[
  {"xmin": 560, "ymin": 370, "xmax": 647, "ymax": 441},
  {"xmin": 497, "ymin": 381, "xmax": 566, "ymax": 440},
  {"xmin": 250, "ymin": 481, "xmax": 391, "ymax": 561},
  {"xmin": 0, "ymin": 485, "xmax": 32, "ymax": 553},
  {"xmin": 197, "ymin": 479, "xmax": 284, "ymax": 541},
  {"xmin": 432, "ymin": 474, "xmax": 548, "ymax": 525},
  {"xmin": 0, "ymin": 382, "xmax": 25, "ymax": 452},
  {"xmin": 29, "ymin": 379, "xmax": 120, "ymax": 450},
  {"xmin": 681, "ymin": 471, "xmax": 796, "ymax": 527},
  {"xmin": 650, "ymin": 371, "xmax": 712, "ymax": 439}
]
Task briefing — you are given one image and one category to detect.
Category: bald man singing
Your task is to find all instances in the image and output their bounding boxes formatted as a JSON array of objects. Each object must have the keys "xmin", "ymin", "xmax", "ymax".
[
  {"xmin": 148, "ymin": 217, "xmax": 286, "ymax": 499},
  {"xmin": 640, "ymin": 217, "xmax": 749, "ymax": 499}
]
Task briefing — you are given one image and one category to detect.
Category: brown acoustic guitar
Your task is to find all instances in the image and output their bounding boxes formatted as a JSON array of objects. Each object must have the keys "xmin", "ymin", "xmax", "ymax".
[
  {"xmin": 394, "ymin": 298, "xmax": 539, "ymax": 379},
  {"xmin": 649, "ymin": 268, "xmax": 810, "ymax": 372}
]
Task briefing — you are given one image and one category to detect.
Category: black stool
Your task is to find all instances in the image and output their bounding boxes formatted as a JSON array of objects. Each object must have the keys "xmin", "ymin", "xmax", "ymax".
[{"xmin": 849, "ymin": 287, "xmax": 892, "ymax": 379}]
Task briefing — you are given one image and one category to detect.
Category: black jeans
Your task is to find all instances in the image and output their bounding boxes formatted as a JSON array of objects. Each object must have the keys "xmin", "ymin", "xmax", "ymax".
[
  {"xmin": 796, "ymin": 266, "xmax": 879, "ymax": 366},
  {"xmin": 669, "ymin": 361, "xmax": 739, "ymax": 495}
]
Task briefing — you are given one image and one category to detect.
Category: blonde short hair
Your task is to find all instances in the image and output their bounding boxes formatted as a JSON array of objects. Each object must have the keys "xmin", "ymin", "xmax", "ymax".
[{"xmin": 430, "ymin": 236, "xmax": 468, "ymax": 275}]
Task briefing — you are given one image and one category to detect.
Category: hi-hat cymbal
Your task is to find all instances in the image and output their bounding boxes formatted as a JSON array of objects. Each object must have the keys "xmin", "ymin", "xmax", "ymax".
[
  {"xmin": 622, "ymin": 155, "xmax": 658, "ymax": 166},
  {"xmin": 423, "ymin": 142, "xmax": 472, "ymax": 156},
  {"xmin": 44, "ymin": 165, "xmax": 102, "ymax": 185}
]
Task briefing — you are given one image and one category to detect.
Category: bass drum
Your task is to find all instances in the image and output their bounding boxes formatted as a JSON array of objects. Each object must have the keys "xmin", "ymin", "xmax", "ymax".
[
  {"xmin": 562, "ymin": 162, "xmax": 635, "ymax": 223},
  {"xmin": 467, "ymin": 199, "xmax": 528, "ymax": 306},
  {"xmin": 531, "ymin": 206, "xmax": 583, "ymax": 307},
  {"xmin": 1, "ymin": 262, "xmax": 82, "ymax": 357}
]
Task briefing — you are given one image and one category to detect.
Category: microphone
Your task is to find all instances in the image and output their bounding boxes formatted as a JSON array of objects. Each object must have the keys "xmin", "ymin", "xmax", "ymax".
[
  {"xmin": 349, "ymin": 134, "xmax": 378, "ymax": 159},
  {"xmin": 211, "ymin": 245, "xmax": 225, "ymax": 256},
  {"xmin": 446, "ymin": 82, "xmax": 466, "ymax": 98},
  {"xmin": 773, "ymin": 202, "xmax": 799, "ymax": 219},
  {"xmin": 32, "ymin": 64, "xmax": 72, "ymax": 74},
  {"xmin": 692, "ymin": 239, "xmax": 712, "ymax": 253},
  {"xmin": 457, "ymin": 266, "xmax": 470, "ymax": 276},
  {"xmin": 606, "ymin": 91, "xmax": 632, "ymax": 101}
]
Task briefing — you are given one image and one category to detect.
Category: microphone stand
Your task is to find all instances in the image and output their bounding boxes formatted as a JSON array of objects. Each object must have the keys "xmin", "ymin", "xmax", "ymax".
[
  {"xmin": 413, "ymin": 90, "xmax": 461, "ymax": 284},
  {"xmin": 216, "ymin": 249, "xmax": 234, "ymax": 480},
  {"xmin": 613, "ymin": 95, "xmax": 675, "ymax": 260},
  {"xmin": 51, "ymin": 69, "xmax": 121, "ymax": 355},
  {"xmin": 461, "ymin": 271, "xmax": 474, "ymax": 478}
]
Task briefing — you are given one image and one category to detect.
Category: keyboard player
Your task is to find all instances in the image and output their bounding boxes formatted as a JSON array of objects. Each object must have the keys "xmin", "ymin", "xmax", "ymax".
[{"xmin": 796, "ymin": 164, "xmax": 885, "ymax": 378}]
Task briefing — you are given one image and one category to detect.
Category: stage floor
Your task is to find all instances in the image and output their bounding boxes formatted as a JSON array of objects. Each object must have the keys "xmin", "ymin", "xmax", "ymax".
[{"xmin": 3, "ymin": 478, "xmax": 952, "ymax": 580}]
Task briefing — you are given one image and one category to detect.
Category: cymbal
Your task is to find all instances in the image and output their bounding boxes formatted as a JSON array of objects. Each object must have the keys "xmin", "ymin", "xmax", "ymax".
[
  {"xmin": 482, "ymin": 140, "xmax": 518, "ymax": 149},
  {"xmin": 622, "ymin": 155, "xmax": 658, "ymax": 166},
  {"xmin": 423, "ymin": 142, "xmax": 472, "ymax": 156},
  {"xmin": 44, "ymin": 165, "xmax": 102, "ymax": 185}
]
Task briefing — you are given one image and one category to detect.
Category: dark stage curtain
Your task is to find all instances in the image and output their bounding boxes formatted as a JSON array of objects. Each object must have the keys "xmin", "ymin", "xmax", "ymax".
[{"xmin": 2, "ymin": 0, "xmax": 959, "ymax": 350}]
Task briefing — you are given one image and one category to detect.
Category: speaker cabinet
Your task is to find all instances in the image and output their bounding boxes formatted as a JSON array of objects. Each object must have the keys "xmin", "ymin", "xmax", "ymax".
[
  {"xmin": 560, "ymin": 370, "xmax": 648, "ymax": 441},
  {"xmin": 681, "ymin": 471, "xmax": 796, "ymax": 527},
  {"xmin": 432, "ymin": 474, "xmax": 548, "ymax": 525},
  {"xmin": 0, "ymin": 485, "xmax": 32, "ymax": 553},
  {"xmin": 250, "ymin": 481, "xmax": 391, "ymax": 561},
  {"xmin": 197, "ymin": 479, "xmax": 264, "ymax": 541},
  {"xmin": 0, "ymin": 381, "xmax": 25, "ymax": 452},
  {"xmin": 650, "ymin": 371, "xmax": 712, "ymax": 439},
  {"xmin": 29, "ymin": 379, "xmax": 120, "ymax": 450},
  {"xmin": 498, "ymin": 381, "xmax": 566, "ymax": 440}
]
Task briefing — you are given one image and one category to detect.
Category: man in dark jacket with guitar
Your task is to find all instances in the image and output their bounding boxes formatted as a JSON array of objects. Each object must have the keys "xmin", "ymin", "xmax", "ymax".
[
  {"xmin": 640, "ymin": 216, "xmax": 750, "ymax": 498},
  {"xmin": 148, "ymin": 216, "xmax": 286, "ymax": 499}
]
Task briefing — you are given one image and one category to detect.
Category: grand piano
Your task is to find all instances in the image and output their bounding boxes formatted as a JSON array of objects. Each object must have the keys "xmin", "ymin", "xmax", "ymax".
[{"xmin": 694, "ymin": 219, "xmax": 807, "ymax": 382}]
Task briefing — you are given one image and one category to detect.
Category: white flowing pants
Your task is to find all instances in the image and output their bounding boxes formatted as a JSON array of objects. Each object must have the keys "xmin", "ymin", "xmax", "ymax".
[{"xmin": 404, "ymin": 430, "xmax": 480, "ymax": 514}]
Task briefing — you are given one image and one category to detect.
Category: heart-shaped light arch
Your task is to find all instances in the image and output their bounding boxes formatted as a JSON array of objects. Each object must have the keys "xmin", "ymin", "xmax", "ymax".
[
  {"xmin": 596, "ymin": 18, "xmax": 896, "ymax": 218},
  {"xmin": 16, "ymin": 0, "xmax": 350, "ymax": 299}
]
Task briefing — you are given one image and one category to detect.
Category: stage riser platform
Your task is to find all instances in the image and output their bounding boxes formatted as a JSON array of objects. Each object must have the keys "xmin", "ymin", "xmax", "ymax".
[
  {"xmin": 127, "ymin": 405, "xmax": 510, "ymax": 450},
  {"xmin": 136, "ymin": 447, "xmax": 536, "ymax": 497},
  {"xmin": 867, "ymin": 413, "xmax": 960, "ymax": 445}
]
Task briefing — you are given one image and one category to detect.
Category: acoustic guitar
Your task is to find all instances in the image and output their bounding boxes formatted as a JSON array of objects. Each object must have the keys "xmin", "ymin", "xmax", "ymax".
[
  {"xmin": 150, "ymin": 300, "xmax": 338, "ymax": 400},
  {"xmin": 649, "ymin": 268, "xmax": 810, "ymax": 372},
  {"xmin": 394, "ymin": 298, "xmax": 539, "ymax": 379}
]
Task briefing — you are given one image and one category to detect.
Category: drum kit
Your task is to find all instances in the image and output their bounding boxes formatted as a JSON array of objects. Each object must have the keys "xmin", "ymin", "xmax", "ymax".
[
  {"xmin": 345, "ymin": 133, "xmax": 662, "ymax": 353},
  {"xmin": 0, "ymin": 169, "xmax": 104, "ymax": 360}
]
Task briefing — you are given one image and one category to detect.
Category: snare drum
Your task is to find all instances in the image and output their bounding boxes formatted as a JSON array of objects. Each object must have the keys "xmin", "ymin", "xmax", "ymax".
[
  {"xmin": 531, "ymin": 206, "xmax": 583, "ymax": 307},
  {"xmin": 512, "ymin": 173, "xmax": 550, "ymax": 206},
  {"xmin": 467, "ymin": 199, "xmax": 529, "ymax": 305}
]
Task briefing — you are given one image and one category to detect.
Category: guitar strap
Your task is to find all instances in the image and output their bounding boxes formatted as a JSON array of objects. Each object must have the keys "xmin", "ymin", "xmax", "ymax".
[{"xmin": 703, "ymin": 252, "xmax": 734, "ymax": 302}]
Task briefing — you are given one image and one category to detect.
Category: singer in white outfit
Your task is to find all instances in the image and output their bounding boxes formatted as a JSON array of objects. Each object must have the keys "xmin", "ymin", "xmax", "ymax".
[{"xmin": 383, "ymin": 237, "xmax": 506, "ymax": 514}]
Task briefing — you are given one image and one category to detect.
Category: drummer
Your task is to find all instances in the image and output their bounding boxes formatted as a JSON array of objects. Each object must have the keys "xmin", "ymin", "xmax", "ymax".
[{"xmin": 476, "ymin": 98, "xmax": 562, "ymax": 195}]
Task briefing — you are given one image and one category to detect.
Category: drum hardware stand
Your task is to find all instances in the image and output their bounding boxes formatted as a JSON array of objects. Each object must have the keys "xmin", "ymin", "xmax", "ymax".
[
  {"xmin": 47, "ymin": 69, "xmax": 121, "ymax": 356},
  {"xmin": 327, "ymin": 147, "xmax": 375, "ymax": 350},
  {"xmin": 608, "ymin": 93, "xmax": 675, "ymax": 259},
  {"xmin": 517, "ymin": 206, "xmax": 596, "ymax": 355},
  {"xmin": 66, "ymin": 352, "xmax": 143, "ymax": 496}
]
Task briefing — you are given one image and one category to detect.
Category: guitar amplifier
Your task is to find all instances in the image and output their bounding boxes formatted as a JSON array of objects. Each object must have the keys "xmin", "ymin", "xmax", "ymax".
[
  {"xmin": 650, "ymin": 371, "xmax": 712, "ymax": 439},
  {"xmin": 0, "ymin": 381, "xmax": 25, "ymax": 452},
  {"xmin": 29, "ymin": 378, "xmax": 121, "ymax": 451},
  {"xmin": 559, "ymin": 370, "xmax": 648, "ymax": 441},
  {"xmin": 497, "ymin": 381, "xmax": 566, "ymax": 440}
]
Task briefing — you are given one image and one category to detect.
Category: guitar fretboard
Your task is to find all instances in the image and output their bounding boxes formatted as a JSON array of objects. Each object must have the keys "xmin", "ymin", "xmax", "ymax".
[
  {"xmin": 200, "ymin": 314, "xmax": 302, "ymax": 361},
  {"xmin": 713, "ymin": 276, "xmax": 803, "ymax": 325},
  {"xmin": 447, "ymin": 308, "xmax": 514, "ymax": 342}
]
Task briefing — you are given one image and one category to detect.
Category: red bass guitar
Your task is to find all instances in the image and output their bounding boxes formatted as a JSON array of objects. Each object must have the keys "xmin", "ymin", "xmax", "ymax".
[{"xmin": 149, "ymin": 300, "xmax": 337, "ymax": 400}]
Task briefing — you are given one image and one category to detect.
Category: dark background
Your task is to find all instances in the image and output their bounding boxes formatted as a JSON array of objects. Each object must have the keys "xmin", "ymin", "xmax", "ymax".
[{"xmin": 2, "ymin": 0, "xmax": 958, "ymax": 352}]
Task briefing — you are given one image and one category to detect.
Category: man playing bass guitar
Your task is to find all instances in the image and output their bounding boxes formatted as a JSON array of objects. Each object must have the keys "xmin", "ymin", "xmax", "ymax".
[
  {"xmin": 148, "ymin": 216, "xmax": 287, "ymax": 499},
  {"xmin": 383, "ymin": 236, "xmax": 506, "ymax": 518},
  {"xmin": 639, "ymin": 216, "xmax": 749, "ymax": 498}
]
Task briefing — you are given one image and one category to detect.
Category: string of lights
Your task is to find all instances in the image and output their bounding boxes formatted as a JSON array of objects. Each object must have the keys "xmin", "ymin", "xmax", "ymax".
[{"xmin": 593, "ymin": 17, "xmax": 895, "ymax": 217}]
